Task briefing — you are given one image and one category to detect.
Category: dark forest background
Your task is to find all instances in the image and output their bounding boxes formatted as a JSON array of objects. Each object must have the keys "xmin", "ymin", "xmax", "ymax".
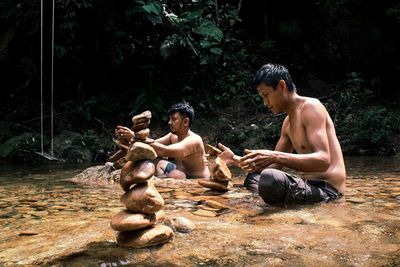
[{"xmin": 1, "ymin": 0, "xmax": 400, "ymax": 163}]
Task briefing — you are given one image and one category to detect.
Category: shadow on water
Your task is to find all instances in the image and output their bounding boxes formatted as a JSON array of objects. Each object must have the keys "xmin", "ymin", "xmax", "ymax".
[{"xmin": 0, "ymin": 156, "xmax": 399, "ymax": 266}]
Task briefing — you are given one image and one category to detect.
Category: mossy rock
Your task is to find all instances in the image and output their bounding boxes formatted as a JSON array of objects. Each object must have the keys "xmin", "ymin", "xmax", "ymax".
[{"xmin": 0, "ymin": 132, "xmax": 41, "ymax": 162}]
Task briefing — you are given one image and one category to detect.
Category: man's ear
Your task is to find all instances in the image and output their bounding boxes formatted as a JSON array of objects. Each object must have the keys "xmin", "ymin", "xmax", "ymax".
[
  {"xmin": 279, "ymin": 79, "xmax": 288, "ymax": 94},
  {"xmin": 183, "ymin": 117, "xmax": 190, "ymax": 127}
]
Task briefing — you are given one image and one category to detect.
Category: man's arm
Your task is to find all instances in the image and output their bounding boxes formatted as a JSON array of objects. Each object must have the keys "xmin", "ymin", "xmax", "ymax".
[
  {"xmin": 150, "ymin": 136, "xmax": 199, "ymax": 158},
  {"xmin": 241, "ymin": 101, "xmax": 331, "ymax": 172},
  {"xmin": 268, "ymin": 117, "xmax": 294, "ymax": 169},
  {"xmin": 155, "ymin": 133, "xmax": 173, "ymax": 145}
]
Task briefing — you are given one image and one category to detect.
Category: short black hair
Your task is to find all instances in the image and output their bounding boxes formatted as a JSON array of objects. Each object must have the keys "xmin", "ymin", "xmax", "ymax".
[
  {"xmin": 167, "ymin": 101, "xmax": 195, "ymax": 126},
  {"xmin": 252, "ymin": 63, "xmax": 296, "ymax": 92}
]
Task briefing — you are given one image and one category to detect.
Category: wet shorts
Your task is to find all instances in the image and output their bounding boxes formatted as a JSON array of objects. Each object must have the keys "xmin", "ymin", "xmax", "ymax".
[
  {"xmin": 164, "ymin": 162, "xmax": 177, "ymax": 175},
  {"xmin": 244, "ymin": 169, "xmax": 342, "ymax": 206},
  {"xmin": 163, "ymin": 161, "xmax": 202, "ymax": 179}
]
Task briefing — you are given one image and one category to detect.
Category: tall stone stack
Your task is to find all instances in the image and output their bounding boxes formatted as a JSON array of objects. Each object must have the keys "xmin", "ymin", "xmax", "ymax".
[
  {"xmin": 198, "ymin": 144, "xmax": 232, "ymax": 191},
  {"xmin": 107, "ymin": 111, "xmax": 154, "ymax": 171},
  {"xmin": 110, "ymin": 111, "xmax": 174, "ymax": 248}
]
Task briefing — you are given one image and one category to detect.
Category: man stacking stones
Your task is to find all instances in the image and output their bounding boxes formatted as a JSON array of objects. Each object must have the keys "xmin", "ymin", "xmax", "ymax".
[
  {"xmin": 105, "ymin": 111, "xmax": 154, "ymax": 172},
  {"xmin": 110, "ymin": 111, "xmax": 174, "ymax": 248},
  {"xmin": 197, "ymin": 144, "xmax": 232, "ymax": 191}
]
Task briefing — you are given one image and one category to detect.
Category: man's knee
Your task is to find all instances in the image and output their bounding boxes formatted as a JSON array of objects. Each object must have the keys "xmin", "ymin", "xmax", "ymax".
[
  {"xmin": 244, "ymin": 172, "xmax": 260, "ymax": 193},
  {"xmin": 258, "ymin": 169, "xmax": 287, "ymax": 204}
]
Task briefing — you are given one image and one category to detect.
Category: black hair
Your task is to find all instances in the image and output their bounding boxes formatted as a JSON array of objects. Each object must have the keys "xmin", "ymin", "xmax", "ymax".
[
  {"xmin": 252, "ymin": 63, "xmax": 296, "ymax": 92},
  {"xmin": 167, "ymin": 101, "xmax": 195, "ymax": 126}
]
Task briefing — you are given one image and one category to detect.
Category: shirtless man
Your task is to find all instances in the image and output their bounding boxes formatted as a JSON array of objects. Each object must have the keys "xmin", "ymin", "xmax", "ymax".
[
  {"xmin": 149, "ymin": 101, "xmax": 210, "ymax": 179},
  {"xmin": 117, "ymin": 101, "xmax": 209, "ymax": 179},
  {"xmin": 219, "ymin": 63, "xmax": 346, "ymax": 206}
]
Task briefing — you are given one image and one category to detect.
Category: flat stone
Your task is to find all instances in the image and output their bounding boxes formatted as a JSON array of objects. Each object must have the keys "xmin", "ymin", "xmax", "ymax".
[
  {"xmin": 110, "ymin": 210, "xmax": 165, "ymax": 231},
  {"xmin": 192, "ymin": 209, "xmax": 217, "ymax": 217},
  {"xmin": 131, "ymin": 120, "xmax": 151, "ymax": 132},
  {"xmin": 203, "ymin": 199, "xmax": 228, "ymax": 210},
  {"xmin": 126, "ymin": 142, "xmax": 157, "ymax": 163},
  {"xmin": 135, "ymin": 128, "xmax": 150, "ymax": 141},
  {"xmin": 347, "ymin": 197, "xmax": 366, "ymax": 203},
  {"xmin": 117, "ymin": 224, "xmax": 173, "ymax": 248},
  {"xmin": 165, "ymin": 216, "xmax": 196, "ymax": 233},
  {"xmin": 120, "ymin": 182, "xmax": 164, "ymax": 214},
  {"xmin": 131, "ymin": 110, "xmax": 152, "ymax": 124},
  {"xmin": 198, "ymin": 178, "xmax": 229, "ymax": 191},
  {"xmin": 205, "ymin": 144, "xmax": 222, "ymax": 157},
  {"xmin": 211, "ymin": 157, "xmax": 232, "ymax": 182},
  {"xmin": 120, "ymin": 160, "xmax": 155, "ymax": 191}
]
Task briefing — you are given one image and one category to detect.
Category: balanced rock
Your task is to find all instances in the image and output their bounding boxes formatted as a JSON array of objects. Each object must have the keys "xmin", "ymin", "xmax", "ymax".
[
  {"xmin": 205, "ymin": 144, "xmax": 222, "ymax": 157},
  {"xmin": 165, "ymin": 216, "xmax": 196, "ymax": 233},
  {"xmin": 126, "ymin": 142, "xmax": 157, "ymax": 163},
  {"xmin": 110, "ymin": 210, "xmax": 165, "ymax": 232},
  {"xmin": 198, "ymin": 178, "xmax": 229, "ymax": 191},
  {"xmin": 117, "ymin": 224, "xmax": 173, "ymax": 248},
  {"xmin": 132, "ymin": 110, "xmax": 152, "ymax": 125},
  {"xmin": 120, "ymin": 160, "xmax": 156, "ymax": 191},
  {"xmin": 120, "ymin": 182, "xmax": 164, "ymax": 214},
  {"xmin": 135, "ymin": 128, "xmax": 150, "ymax": 141},
  {"xmin": 212, "ymin": 157, "xmax": 232, "ymax": 182},
  {"xmin": 132, "ymin": 120, "xmax": 150, "ymax": 132}
]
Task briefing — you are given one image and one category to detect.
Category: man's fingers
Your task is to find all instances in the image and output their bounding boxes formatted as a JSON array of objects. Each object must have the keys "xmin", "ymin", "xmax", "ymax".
[{"xmin": 218, "ymin": 143, "xmax": 228, "ymax": 151}]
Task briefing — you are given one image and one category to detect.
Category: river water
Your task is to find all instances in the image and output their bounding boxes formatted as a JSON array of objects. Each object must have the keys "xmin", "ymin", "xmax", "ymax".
[{"xmin": 0, "ymin": 157, "xmax": 399, "ymax": 266}]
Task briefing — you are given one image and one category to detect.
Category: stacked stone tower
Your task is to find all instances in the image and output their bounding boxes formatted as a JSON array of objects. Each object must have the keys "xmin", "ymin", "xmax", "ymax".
[
  {"xmin": 110, "ymin": 111, "xmax": 174, "ymax": 248},
  {"xmin": 198, "ymin": 144, "xmax": 232, "ymax": 191}
]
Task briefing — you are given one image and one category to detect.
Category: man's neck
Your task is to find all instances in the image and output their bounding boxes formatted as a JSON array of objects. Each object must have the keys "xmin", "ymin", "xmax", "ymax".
[
  {"xmin": 175, "ymin": 128, "xmax": 190, "ymax": 141},
  {"xmin": 283, "ymin": 92, "xmax": 303, "ymax": 116}
]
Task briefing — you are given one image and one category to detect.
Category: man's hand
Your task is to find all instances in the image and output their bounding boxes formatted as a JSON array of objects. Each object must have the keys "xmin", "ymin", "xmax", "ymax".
[
  {"xmin": 240, "ymin": 149, "xmax": 276, "ymax": 172},
  {"xmin": 218, "ymin": 143, "xmax": 241, "ymax": 167},
  {"xmin": 115, "ymin": 126, "xmax": 135, "ymax": 143}
]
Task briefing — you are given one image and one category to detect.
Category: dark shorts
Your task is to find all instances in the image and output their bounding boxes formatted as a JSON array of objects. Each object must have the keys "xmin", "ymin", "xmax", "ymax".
[
  {"xmin": 244, "ymin": 169, "xmax": 342, "ymax": 206},
  {"xmin": 163, "ymin": 161, "xmax": 198, "ymax": 179},
  {"xmin": 164, "ymin": 162, "xmax": 177, "ymax": 175}
]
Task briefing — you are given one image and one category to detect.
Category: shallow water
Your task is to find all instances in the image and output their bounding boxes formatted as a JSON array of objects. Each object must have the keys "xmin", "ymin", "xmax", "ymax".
[{"xmin": 0, "ymin": 157, "xmax": 399, "ymax": 266}]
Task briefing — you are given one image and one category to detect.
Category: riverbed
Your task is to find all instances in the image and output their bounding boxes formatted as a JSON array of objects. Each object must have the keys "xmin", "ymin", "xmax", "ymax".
[{"xmin": 0, "ymin": 157, "xmax": 399, "ymax": 266}]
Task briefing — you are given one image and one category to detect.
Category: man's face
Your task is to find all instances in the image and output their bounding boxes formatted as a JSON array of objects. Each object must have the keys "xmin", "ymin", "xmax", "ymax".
[
  {"xmin": 257, "ymin": 82, "xmax": 284, "ymax": 114},
  {"xmin": 168, "ymin": 112, "xmax": 186, "ymax": 134}
]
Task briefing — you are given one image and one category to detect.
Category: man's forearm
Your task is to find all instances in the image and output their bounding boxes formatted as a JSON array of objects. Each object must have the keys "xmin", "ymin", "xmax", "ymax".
[{"xmin": 273, "ymin": 151, "xmax": 330, "ymax": 172}]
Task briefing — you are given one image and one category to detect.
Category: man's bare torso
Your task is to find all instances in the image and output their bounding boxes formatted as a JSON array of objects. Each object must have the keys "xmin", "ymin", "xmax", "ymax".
[
  {"xmin": 283, "ymin": 97, "xmax": 346, "ymax": 193},
  {"xmin": 170, "ymin": 132, "xmax": 210, "ymax": 177}
]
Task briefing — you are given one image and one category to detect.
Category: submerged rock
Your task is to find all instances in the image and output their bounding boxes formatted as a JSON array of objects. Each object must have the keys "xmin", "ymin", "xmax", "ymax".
[
  {"xmin": 117, "ymin": 224, "xmax": 174, "ymax": 248},
  {"xmin": 165, "ymin": 216, "xmax": 196, "ymax": 233}
]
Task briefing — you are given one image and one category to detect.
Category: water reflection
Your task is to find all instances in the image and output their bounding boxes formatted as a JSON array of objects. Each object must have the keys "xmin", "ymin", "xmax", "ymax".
[{"xmin": 0, "ymin": 157, "xmax": 399, "ymax": 266}]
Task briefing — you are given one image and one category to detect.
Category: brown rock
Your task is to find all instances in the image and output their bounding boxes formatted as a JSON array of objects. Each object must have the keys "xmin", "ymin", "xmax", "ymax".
[
  {"xmin": 212, "ymin": 157, "xmax": 232, "ymax": 181},
  {"xmin": 110, "ymin": 210, "xmax": 165, "ymax": 232},
  {"xmin": 117, "ymin": 224, "xmax": 173, "ymax": 248},
  {"xmin": 126, "ymin": 142, "xmax": 157, "ymax": 163},
  {"xmin": 165, "ymin": 216, "xmax": 196, "ymax": 233},
  {"xmin": 135, "ymin": 128, "xmax": 150, "ymax": 141},
  {"xmin": 205, "ymin": 144, "xmax": 222, "ymax": 157},
  {"xmin": 120, "ymin": 182, "xmax": 164, "ymax": 214},
  {"xmin": 198, "ymin": 178, "xmax": 229, "ymax": 191},
  {"xmin": 132, "ymin": 110, "xmax": 152, "ymax": 124},
  {"xmin": 109, "ymin": 149, "xmax": 126, "ymax": 162},
  {"xmin": 131, "ymin": 120, "xmax": 150, "ymax": 132},
  {"xmin": 120, "ymin": 160, "xmax": 156, "ymax": 191},
  {"xmin": 192, "ymin": 209, "xmax": 217, "ymax": 217}
]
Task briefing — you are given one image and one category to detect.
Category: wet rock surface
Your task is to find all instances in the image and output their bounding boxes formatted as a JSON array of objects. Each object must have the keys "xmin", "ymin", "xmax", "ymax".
[{"xmin": 0, "ymin": 157, "xmax": 400, "ymax": 266}]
